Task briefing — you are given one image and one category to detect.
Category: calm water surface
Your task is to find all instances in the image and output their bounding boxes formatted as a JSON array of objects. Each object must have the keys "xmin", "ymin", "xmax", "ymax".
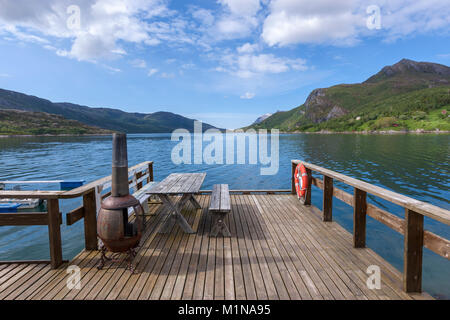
[{"xmin": 0, "ymin": 133, "xmax": 448, "ymax": 298}]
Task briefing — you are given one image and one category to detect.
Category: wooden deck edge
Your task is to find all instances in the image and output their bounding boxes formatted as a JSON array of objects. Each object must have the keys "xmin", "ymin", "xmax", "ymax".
[
  {"xmin": 0, "ymin": 260, "xmax": 68, "ymax": 265},
  {"xmin": 305, "ymin": 203, "xmax": 435, "ymax": 300},
  {"xmin": 199, "ymin": 189, "xmax": 291, "ymax": 194}
]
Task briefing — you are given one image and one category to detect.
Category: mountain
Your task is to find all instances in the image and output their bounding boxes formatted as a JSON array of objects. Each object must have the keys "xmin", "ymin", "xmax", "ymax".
[
  {"xmin": 253, "ymin": 113, "xmax": 273, "ymax": 124},
  {"xmin": 0, "ymin": 109, "xmax": 112, "ymax": 135},
  {"xmin": 248, "ymin": 59, "xmax": 450, "ymax": 132},
  {"xmin": 0, "ymin": 88, "xmax": 219, "ymax": 133}
]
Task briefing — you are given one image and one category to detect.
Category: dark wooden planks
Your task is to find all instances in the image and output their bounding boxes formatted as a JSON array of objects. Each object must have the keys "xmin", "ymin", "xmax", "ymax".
[
  {"xmin": 47, "ymin": 199, "xmax": 63, "ymax": 268},
  {"xmin": 148, "ymin": 173, "xmax": 206, "ymax": 194},
  {"xmin": 209, "ymin": 184, "xmax": 221, "ymax": 211},
  {"xmin": 4, "ymin": 194, "xmax": 433, "ymax": 301},
  {"xmin": 323, "ymin": 176, "xmax": 333, "ymax": 222},
  {"xmin": 83, "ymin": 190, "xmax": 98, "ymax": 250},
  {"xmin": 403, "ymin": 209, "xmax": 424, "ymax": 293},
  {"xmin": 353, "ymin": 188, "xmax": 367, "ymax": 248},
  {"xmin": 220, "ymin": 185, "xmax": 231, "ymax": 211},
  {"xmin": 209, "ymin": 184, "xmax": 231, "ymax": 211}
]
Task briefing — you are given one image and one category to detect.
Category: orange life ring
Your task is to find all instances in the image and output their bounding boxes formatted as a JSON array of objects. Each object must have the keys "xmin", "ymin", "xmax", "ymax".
[{"xmin": 294, "ymin": 163, "xmax": 309, "ymax": 199}]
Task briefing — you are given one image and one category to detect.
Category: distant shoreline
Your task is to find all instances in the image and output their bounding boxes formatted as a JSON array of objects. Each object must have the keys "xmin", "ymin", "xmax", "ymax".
[
  {"xmin": 279, "ymin": 129, "xmax": 450, "ymax": 135},
  {"xmin": 1, "ymin": 130, "xmax": 449, "ymax": 138},
  {"xmin": 0, "ymin": 133, "xmax": 113, "ymax": 138}
]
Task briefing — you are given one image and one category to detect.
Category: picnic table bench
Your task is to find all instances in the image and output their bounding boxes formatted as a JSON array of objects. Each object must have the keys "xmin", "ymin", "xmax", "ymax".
[
  {"xmin": 146, "ymin": 173, "xmax": 206, "ymax": 234},
  {"xmin": 128, "ymin": 181, "xmax": 158, "ymax": 227},
  {"xmin": 209, "ymin": 184, "xmax": 231, "ymax": 237}
]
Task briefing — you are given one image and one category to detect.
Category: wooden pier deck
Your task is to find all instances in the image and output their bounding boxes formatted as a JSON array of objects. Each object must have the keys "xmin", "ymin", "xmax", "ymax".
[{"xmin": 0, "ymin": 194, "xmax": 433, "ymax": 300}]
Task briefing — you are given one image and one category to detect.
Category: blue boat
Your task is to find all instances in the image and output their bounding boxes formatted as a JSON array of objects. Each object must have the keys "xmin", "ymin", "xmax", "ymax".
[
  {"xmin": 0, "ymin": 203, "xmax": 22, "ymax": 213},
  {"xmin": 59, "ymin": 180, "xmax": 85, "ymax": 190},
  {"xmin": 0, "ymin": 180, "xmax": 85, "ymax": 192}
]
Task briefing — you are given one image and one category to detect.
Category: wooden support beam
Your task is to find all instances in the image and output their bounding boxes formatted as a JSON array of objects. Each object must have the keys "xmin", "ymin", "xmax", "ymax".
[
  {"xmin": 83, "ymin": 190, "xmax": 98, "ymax": 250},
  {"xmin": 66, "ymin": 206, "xmax": 84, "ymax": 226},
  {"xmin": 304, "ymin": 168, "xmax": 312, "ymax": 206},
  {"xmin": 404, "ymin": 209, "xmax": 424, "ymax": 293},
  {"xmin": 353, "ymin": 188, "xmax": 367, "ymax": 248},
  {"xmin": 291, "ymin": 161, "xmax": 296, "ymax": 195},
  {"xmin": 309, "ymin": 175, "xmax": 450, "ymax": 260},
  {"xmin": 0, "ymin": 212, "xmax": 50, "ymax": 226},
  {"xmin": 47, "ymin": 199, "xmax": 62, "ymax": 269},
  {"xmin": 148, "ymin": 162, "xmax": 154, "ymax": 182},
  {"xmin": 136, "ymin": 171, "xmax": 143, "ymax": 190},
  {"xmin": 323, "ymin": 176, "xmax": 333, "ymax": 222}
]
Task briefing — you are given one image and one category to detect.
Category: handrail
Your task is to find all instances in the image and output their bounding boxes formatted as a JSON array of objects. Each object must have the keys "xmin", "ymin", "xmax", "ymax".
[
  {"xmin": 0, "ymin": 190, "xmax": 65, "ymax": 199},
  {"xmin": 61, "ymin": 161, "xmax": 153, "ymax": 198},
  {"xmin": 291, "ymin": 159, "xmax": 450, "ymax": 293},
  {"xmin": 0, "ymin": 161, "xmax": 154, "ymax": 269},
  {"xmin": 0, "ymin": 161, "xmax": 153, "ymax": 200},
  {"xmin": 292, "ymin": 160, "xmax": 450, "ymax": 225}
]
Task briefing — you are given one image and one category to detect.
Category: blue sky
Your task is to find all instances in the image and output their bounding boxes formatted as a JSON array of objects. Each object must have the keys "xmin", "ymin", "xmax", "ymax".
[{"xmin": 0, "ymin": 0, "xmax": 449, "ymax": 129}]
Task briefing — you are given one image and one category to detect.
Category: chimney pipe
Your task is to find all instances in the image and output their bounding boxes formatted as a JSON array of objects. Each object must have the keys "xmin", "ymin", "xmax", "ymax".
[{"xmin": 111, "ymin": 133, "xmax": 129, "ymax": 197}]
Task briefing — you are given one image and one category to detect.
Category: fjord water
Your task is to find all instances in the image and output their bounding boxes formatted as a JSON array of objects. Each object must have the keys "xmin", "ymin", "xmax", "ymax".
[{"xmin": 0, "ymin": 133, "xmax": 449, "ymax": 298}]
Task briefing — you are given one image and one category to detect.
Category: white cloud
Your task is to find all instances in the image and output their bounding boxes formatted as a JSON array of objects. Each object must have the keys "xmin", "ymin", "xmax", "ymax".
[
  {"xmin": 102, "ymin": 64, "xmax": 121, "ymax": 73},
  {"xmin": 0, "ymin": 73, "xmax": 10, "ymax": 77},
  {"xmin": 237, "ymin": 42, "xmax": 259, "ymax": 54},
  {"xmin": 1, "ymin": 0, "xmax": 449, "ymax": 77},
  {"xmin": 182, "ymin": 63, "xmax": 195, "ymax": 69},
  {"xmin": 240, "ymin": 92, "xmax": 255, "ymax": 99},
  {"xmin": 130, "ymin": 59, "xmax": 147, "ymax": 68},
  {"xmin": 218, "ymin": 0, "xmax": 261, "ymax": 16},
  {"xmin": 191, "ymin": 8, "xmax": 215, "ymax": 26},
  {"xmin": 262, "ymin": 0, "xmax": 362, "ymax": 46},
  {"xmin": 379, "ymin": 0, "xmax": 450, "ymax": 42},
  {"xmin": 218, "ymin": 52, "xmax": 308, "ymax": 78},
  {"xmin": 202, "ymin": 0, "xmax": 262, "ymax": 41},
  {"xmin": 0, "ymin": 0, "xmax": 187, "ymax": 62},
  {"xmin": 148, "ymin": 68, "xmax": 158, "ymax": 76},
  {"xmin": 262, "ymin": 0, "xmax": 450, "ymax": 47}
]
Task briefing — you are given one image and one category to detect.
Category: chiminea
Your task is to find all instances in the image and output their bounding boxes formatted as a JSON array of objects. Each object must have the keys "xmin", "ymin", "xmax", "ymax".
[{"xmin": 97, "ymin": 133, "xmax": 143, "ymax": 272}]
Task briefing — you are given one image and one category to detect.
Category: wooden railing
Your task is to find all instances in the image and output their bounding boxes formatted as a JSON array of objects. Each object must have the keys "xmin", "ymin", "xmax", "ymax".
[
  {"xmin": 291, "ymin": 160, "xmax": 450, "ymax": 293},
  {"xmin": 0, "ymin": 161, "xmax": 154, "ymax": 269}
]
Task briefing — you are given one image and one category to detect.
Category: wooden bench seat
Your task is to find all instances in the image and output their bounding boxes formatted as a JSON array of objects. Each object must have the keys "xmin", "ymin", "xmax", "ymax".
[
  {"xmin": 209, "ymin": 184, "xmax": 231, "ymax": 237},
  {"xmin": 128, "ymin": 181, "xmax": 158, "ymax": 222}
]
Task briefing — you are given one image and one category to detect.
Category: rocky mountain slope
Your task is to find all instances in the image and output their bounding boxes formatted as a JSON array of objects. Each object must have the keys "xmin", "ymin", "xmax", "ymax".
[
  {"xmin": 248, "ymin": 59, "xmax": 450, "ymax": 132},
  {"xmin": 0, "ymin": 109, "xmax": 112, "ymax": 135},
  {"xmin": 0, "ymin": 89, "xmax": 218, "ymax": 133}
]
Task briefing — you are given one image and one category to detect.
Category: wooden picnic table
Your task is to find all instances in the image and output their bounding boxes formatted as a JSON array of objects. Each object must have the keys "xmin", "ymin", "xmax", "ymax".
[{"xmin": 146, "ymin": 173, "xmax": 206, "ymax": 234}]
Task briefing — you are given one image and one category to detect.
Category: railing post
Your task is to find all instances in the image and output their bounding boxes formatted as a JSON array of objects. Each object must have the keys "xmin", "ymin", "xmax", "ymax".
[
  {"xmin": 136, "ymin": 171, "xmax": 143, "ymax": 191},
  {"xmin": 148, "ymin": 162, "xmax": 154, "ymax": 182},
  {"xmin": 291, "ymin": 161, "xmax": 296, "ymax": 195},
  {"xmin": 404, "ymin": 209, "xmax": 424, "ymax": 293},
  {"xmin": 323, "ymin": 176, "xmax": 333, "ymax": 222},
  {"xmin": 83, "ymin": 190, "xmax": 98, "ymax": 250},
  {"xmin": 304, "ymin": 168, "xmax": 312, "ymax": 205},
  {"xmin": 47, "ymin": 198, "xmax": 62, "ymax": 268},
  {"xmin": 353, "ymin": 188, "xmax": 367, "ymax": 248}
]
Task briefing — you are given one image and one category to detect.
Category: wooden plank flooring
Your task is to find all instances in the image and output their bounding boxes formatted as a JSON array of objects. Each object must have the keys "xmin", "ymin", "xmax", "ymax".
[{"xmin": 0, "ymin": 194, "xmax": 433, "ymax": 300}]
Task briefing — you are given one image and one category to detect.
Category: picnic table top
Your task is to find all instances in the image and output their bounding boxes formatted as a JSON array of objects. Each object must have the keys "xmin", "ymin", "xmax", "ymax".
[{"xmin": 146, "ymin": 173, "xmax": 206, "ymax": 195}]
